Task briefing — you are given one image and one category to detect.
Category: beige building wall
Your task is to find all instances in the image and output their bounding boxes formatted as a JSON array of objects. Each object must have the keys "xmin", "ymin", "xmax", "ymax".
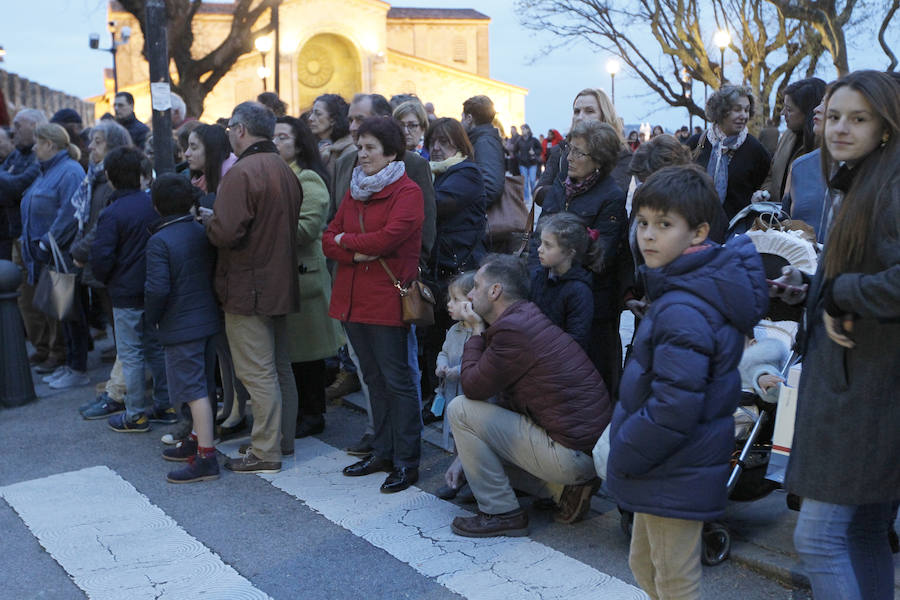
[{"xmin": 95, "ymin": 0, "xmax": 525, "ymax": 131}]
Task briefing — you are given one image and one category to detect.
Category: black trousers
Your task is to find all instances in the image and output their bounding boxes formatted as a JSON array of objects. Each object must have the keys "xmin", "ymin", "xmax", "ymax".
[
  {"xmin": 346, "ymin": 322, "xmax": 421, "ymax": 468},
  {"xmin": 292, "ymin": 359, "xmax": 326, "ymax": 418}
]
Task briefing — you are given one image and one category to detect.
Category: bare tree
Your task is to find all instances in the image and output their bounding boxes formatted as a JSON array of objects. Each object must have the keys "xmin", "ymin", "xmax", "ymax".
[
  {"xmin": 879, "ymin": 0, "xmax": 899, "ymax": 70},
  {"xmin": 517, "ymin": 0, "xmax": 823, "ymax": 129},
  {"xmin": 116, "ymin": 0, "xmax": 279, "ymax": 117}
]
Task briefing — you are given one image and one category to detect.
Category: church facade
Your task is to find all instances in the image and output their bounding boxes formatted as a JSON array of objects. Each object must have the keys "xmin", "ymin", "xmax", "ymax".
[{"xmin": 97, "ymin": 0, "xmax": 527, "ymax": 133}]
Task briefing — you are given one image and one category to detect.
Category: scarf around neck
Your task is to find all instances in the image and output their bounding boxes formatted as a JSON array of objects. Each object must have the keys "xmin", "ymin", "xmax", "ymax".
[
  {"xmin": 705, "ymin": 124, "xmax": 748, "ymax": 203},
  {"xmin": 429, "ymin": 153, "xmax": 465, "ymax": 176},
  {"xmin": 350, "ymin": 160, "xmax": 406, "ymax": 201},
  {"xmin": 71, "ymin": 160, "xmax": 103, "ymax": 232},
  {"xmin": 564, "ymin": 168, "xmax": 603, "ymax": 201}
]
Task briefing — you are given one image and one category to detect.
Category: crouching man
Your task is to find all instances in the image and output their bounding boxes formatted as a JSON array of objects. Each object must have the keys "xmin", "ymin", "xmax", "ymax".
[{"xmin": 448, "ymin": 254, "xmax": 612, "ymax": 537}]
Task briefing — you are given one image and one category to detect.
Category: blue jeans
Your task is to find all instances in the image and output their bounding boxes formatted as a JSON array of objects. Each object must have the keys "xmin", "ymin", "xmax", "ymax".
[
  {"xmin": 519, "ymin": 164, "xmax": 538, "ymax": 202},
  {"xmin": 113, "ymin": 307, "xmax": 170, "ymax": 419},
  {"xmin": 794, "ymin": 498, "xmax": 895, "ymax": 600}
]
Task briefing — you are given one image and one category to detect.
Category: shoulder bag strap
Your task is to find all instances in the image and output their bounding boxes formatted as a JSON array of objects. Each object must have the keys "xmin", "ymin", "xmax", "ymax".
[
  {"xmin": 358, "ymin": 210, "xmax": 406, "ymax": 295},
  {"xmin": 46, "ymin": 232, "xmax": 68, "ymax": 274},
  {"xmin": 513, "ymin": 203, "xmax": 536, "ymax": 257}
]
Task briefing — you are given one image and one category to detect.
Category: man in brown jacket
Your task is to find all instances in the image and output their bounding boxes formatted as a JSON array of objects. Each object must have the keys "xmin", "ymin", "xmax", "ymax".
[
  {"xmin": 448, "ymin": 254, "xmax": 611, "ymax": 538},
  {"xmin": 205, "ymin": 101, "xmax": 301, "ymax": 473}
]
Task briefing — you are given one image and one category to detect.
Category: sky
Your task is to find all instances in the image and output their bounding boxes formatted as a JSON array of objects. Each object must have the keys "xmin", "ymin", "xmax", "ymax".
[{"xmin": 1, "ymin": 0, "xmax": 896, "ymax": 136}]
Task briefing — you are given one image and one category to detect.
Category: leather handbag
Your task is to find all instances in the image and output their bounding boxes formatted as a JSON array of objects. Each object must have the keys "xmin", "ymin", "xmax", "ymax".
[
  {"xmin": 357, "ymin": 212, "xmax": 436, "ymax": 326},
  {"xmin": 486, "ymin": 174, "xmax": 531, "ymax": 254},
  {"xmin": 32, "ymin": 233, "xmax": 79, "ymax": 321}
]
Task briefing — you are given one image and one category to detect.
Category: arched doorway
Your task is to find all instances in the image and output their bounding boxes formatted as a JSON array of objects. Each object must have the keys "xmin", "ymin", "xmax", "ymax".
[{"xmin": 295, "ymin": 34, "xmax": 361, "ymax": 111}]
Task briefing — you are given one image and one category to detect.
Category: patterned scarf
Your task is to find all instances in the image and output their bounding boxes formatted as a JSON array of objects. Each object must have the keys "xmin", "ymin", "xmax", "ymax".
[
  {"xmin": 705, "ymin": 124, "xmax": 748, "ymax": 203},
  {"xmin": 71, "ymin": 160, "xmax": 102, "ymax": 232},
  {"xmin": 350, "ymin": 160, "xmax": 406, "ymax": 201},
  {"xmin": 564, "ymin": 168, "xmax": 603, "ymax": 201}
]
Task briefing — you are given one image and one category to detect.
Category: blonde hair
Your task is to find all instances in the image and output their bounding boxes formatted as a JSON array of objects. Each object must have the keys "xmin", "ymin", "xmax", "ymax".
[
  {"xmin": 393, "ymin": 100, "xmax": 428, "ymax": 129},
  {"xmin": 36, "ymin": 123, "xmax": 81, "ymax": 162},
  {"xmin": 573, "ymin": 88, "xmax": 624, "ymax": 140}
]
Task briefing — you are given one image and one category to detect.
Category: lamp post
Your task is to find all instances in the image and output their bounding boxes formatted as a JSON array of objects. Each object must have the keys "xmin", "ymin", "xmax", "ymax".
[
  {"xmin": 680, "ymin": 67, "xmax": 693, "ymax": 131},
  {"xmin": 255, "ymin": 35, "xmax": 273, "ymax": 92},
  {"xmin": 89, "ymin": 22, "xmax": 131, "ymax": 94},
  {"xmin": 606, "ymin": 58, "xmax": 620, "ymax": 105},
  {"xmin": 713, "ymin": 29, "xmax": 731, "ymax": 87}
]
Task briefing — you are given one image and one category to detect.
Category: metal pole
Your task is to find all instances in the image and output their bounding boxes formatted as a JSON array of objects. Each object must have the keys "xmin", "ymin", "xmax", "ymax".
[
  {"xmin": 111, "ymin": 31, "xmax": 119, "ymax": 94},
  {"xmin": 610, "ymin": 73, "xmax": 615, "ymax": 105},
  {"xmin": 273, "ymin": 2, "xmax": 280, "ymax": 96},
  {"xmin": 146, "ymin": 0, "xmax": 174, "ymax": 175},
  {"xmin": 261, "ymin": 53, "xmax": 268, "ymax": 92},
  {"xmin": 720, "ymin": 48, "xmax": 725, "ymax": 85}
]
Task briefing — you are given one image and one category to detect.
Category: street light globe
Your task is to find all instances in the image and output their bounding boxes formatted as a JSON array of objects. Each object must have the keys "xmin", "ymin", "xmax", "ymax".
[
  {"xmin": 714, "ymin": 29, "xmax": 731, "ymax": 50},
  {"xmin": 257, "ymin": 66, "xmax": 271, "ymax": 79},
  {"xmin": 254, "ymin": 35, "xmax": 273, "ymax": 53},
  {"xmin": 606, "ymin": 58, "xmax": 620, "ymax": 76}
]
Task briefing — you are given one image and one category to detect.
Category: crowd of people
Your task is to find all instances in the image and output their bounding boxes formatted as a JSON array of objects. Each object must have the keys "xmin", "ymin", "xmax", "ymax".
[{"xmin": 1, "ymin": 68, "xmax": 897, "ymax": 600}]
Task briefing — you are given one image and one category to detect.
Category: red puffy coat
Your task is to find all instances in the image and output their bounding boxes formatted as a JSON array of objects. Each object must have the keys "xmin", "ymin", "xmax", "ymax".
[
  {"xmin": 323, "ymin": 174, "xmax": 423, "ymax": 327},
  {"xmin": 460, "ymin": 300, "xmax": 611, "ymax": 452}
]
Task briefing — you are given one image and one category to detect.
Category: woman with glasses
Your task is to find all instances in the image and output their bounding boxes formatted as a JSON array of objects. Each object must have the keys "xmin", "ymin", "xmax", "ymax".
[
  {"xmin": 393, "ymin": 100, "xmax": 429, "ymax": 159},
  {"xmin": 529, "ymin": 120, "xmax": 628, "ymax": 395},
  {"xmin": 274, "ymin": 116, "xmax": 344, "ymax": 438}
]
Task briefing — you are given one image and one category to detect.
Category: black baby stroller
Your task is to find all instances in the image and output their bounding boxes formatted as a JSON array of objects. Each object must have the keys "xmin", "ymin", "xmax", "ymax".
[{"xmin": 618, "ymin": 215, "xmax": 819, "ymax": 566}]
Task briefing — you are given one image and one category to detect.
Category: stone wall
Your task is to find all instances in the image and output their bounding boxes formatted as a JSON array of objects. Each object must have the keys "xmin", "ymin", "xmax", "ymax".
[{"xmin": 0, "ymin": 69, "xmax": 94, "ymax": 125}]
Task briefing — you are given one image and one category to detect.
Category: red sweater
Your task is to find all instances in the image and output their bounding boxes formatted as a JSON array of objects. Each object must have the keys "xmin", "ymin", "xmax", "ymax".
[{"xmin": 323, "ymin": 174, "xmax": 423, "ymax": 327}]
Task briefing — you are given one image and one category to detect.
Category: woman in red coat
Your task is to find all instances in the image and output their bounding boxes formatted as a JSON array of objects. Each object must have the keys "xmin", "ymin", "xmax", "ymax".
[{"xmin": 323, "ymin": 116, "xmax": 424, "ymax": 494}]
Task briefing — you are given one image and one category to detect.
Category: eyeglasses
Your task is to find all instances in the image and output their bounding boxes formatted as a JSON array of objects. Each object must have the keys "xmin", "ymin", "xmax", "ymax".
[
  {"xmin": 568, "ymin": 146, "xmax": 590, "ymax": 160},
  {"xmin": 400, "ymin": 121, "xmax": 421, "ymax": 132}
]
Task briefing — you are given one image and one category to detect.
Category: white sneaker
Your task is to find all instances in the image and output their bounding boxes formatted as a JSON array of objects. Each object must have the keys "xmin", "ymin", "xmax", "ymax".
[
  {"xmin": 43, "ymin": 366, "xmax": 70, "ymax": 383},
  {"xmin": 48, "ymin": 369, "xmax": 90, "ymax": 390}
]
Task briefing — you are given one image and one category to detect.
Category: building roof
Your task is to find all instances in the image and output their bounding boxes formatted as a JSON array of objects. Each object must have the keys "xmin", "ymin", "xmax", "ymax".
[
  {"xmin": 387, "ymin": 7, "xmax": 489, "ymax": 20},
  {"xmin": 110, "ymin": 1, "xmax": 235, "ymax": 14}
]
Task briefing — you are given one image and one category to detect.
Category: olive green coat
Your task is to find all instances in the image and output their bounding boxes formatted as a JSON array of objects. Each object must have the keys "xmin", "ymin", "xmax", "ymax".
[{"xmin": 286, "ymin": 165, "xmax": 344, "ymax": 362}]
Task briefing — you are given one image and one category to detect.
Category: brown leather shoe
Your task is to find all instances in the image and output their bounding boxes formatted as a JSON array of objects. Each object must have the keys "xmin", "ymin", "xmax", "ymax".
[
  {"xmin": 554, "ymin": 478, "xmax": 601, "ymax": 524},
  {"xmin": 451, "ymin": 509, "xmax": 529, "ymax": 538},
  {"xmin": 224, "ymin": 453, "xmax": 281, "ymax": 474}
]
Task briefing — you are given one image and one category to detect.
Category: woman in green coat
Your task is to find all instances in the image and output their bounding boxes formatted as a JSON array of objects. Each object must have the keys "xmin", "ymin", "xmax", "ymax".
[{"xmin": 275, "ymin": 116, "xmax": 345, "ymax": 437}]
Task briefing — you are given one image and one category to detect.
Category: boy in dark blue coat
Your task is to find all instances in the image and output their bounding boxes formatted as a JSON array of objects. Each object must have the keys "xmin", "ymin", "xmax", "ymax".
[
  {"xmin": 145, "ymin": 174, "xmax": 221, "ymax": 483},
  {"xmin": 90, "ymin": 147, "xmax": 172, "ymax": 432},
  {"xmin": 529, "ymin": 212, "xmax": 594, "ymax": 352},
  {"xmin": 607, "ymin": 165, "xmax": 768, "ymax": 600}
]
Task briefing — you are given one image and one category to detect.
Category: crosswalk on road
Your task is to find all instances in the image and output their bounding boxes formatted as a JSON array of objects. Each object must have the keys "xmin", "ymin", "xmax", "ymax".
[{"xmin": 1, "ymin": 437, "xmax": 648, "ymax": 600}]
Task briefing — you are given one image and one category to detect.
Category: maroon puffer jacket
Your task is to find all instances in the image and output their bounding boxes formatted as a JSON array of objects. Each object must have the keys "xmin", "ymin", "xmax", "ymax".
[{"xmin": 460, "ymin": 300, "xmax": 611, "ymax": 452}]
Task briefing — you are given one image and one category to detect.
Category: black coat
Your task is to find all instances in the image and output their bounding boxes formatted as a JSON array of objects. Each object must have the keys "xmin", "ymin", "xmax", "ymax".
[
  {"xmin": 515, "ymin": 135, "xmax": 541, "ymax": 167},
  {"xmin": 0, "ymin": 147, "xmax": 40, "ymax": 243},
  {"xmin": 467, "ymin": 124, "xmax": 505, "ymax": 207},
  {"xmin": 688, "ymin": 132, "xmax": 771, "ymax": 221},
  {"xmin": 429, "ymin": 160, "xmax": 487, "ymax": 279},
  {"xmin": 117, "ymin": 114, "xmax": 150, "ymax": 150},
  {"xmin": 529, "ymin": 264, "xmax": 594, "ymax": 352}
]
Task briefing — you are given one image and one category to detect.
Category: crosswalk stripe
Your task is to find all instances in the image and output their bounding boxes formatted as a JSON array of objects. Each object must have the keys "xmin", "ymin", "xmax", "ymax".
[
  {"xmin": 223, "ymin": 437, "xmax": 649, "ymax": 600},
  {"xmin": 0, "ymin": 466, "xmax": 270, "ymax": 600}
]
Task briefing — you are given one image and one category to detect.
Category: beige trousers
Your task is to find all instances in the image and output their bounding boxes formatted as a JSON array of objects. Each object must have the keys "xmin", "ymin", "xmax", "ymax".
[
  {"xmin": 447, "ymin": 395, "xmax": 597, "ymax": 515},
  {"xmin": 225, "ymin": 313, "xmax": 298, "ymax": 462},
  {"xmin": 629, "ymin": 512, "xmax": 703, "ymax": 600}
]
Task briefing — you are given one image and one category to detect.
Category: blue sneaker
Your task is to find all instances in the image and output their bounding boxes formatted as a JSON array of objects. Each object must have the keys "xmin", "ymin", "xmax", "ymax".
[
  {"xmin": 148, "ymin": 406, "xmax": 178, "ymax": 425},
  {"xmin": 167, "ymin": 455, "xmax": 220, "ymax": 484},
  {"xmin": 108, "ymin": 412, "xmax": 150, "ymax": 433},
  {"xmin": 83, "ymin": 398, "xmax": 126, "ymax": 420}
]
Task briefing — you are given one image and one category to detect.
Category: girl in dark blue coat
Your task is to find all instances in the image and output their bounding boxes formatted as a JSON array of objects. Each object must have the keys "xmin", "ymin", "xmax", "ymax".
[
  {"xmin": 529, "ymin": 212, "xmax": 593, "ymax": 352},
  {"xmin": 145, "ymin": 174, "xmax": 221, "ymax": 484},
  {"xmin": 607, "ymin": 166, "xmax": 768, "ymax": 600}
]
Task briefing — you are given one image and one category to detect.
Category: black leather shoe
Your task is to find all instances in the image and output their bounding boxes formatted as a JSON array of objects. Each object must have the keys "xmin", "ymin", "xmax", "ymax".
[
  {"xmin": 380, "ymin": 467, "xmax": 419, "ymax": 493},
  {"xmin": 218, "ymin": 417, "xmax": 248, "ymax": 440},
  {"xmin": 343, "ymin": 454, "xmax": 393, "ymax": 477},
  {"xmin": 295, "ymin": 415, "xmax": 325, "ymax": 438}
]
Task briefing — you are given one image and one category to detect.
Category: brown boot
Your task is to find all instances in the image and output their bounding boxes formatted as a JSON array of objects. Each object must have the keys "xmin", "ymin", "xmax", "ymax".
[
  {"xmin": 325, "ymin": 370, "xmax": 361, "ymax": 401},
  {"xmin": 554, "ymin": 478, "xmax": 602, "ymax": 524},
  {"xmin": 451, "ymin": 508, "xmax": 529, "ymax": 538}
]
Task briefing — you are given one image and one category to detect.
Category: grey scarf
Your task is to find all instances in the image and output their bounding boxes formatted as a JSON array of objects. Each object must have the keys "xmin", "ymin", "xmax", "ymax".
[{"xmin": 350, "ymin": 161, "xmax": 406, "ymax": 201}]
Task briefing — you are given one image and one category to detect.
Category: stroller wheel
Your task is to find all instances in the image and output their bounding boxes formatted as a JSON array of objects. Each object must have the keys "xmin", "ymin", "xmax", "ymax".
[
  {"xmin": 619, "ymin": 508, "xmax": 634, "ymax": 539},
  {"xmin": 701, "ymin": 522, "xmax": 731, "ymax": 566}
]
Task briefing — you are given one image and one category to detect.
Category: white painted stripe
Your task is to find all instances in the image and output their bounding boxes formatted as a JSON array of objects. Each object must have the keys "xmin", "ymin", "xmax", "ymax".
[
  {"xmin": 0, "ymin": 466, "xmax": 270, "ymax": 600},
  {"xmin": 224, "ymin": 437, "xmax": 648, "ymax": 600}
]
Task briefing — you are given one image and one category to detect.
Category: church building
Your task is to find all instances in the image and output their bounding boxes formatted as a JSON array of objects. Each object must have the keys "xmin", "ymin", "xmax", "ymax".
[{"xmin": 96, "ymin": 0, "xmax": 527, "ymax": 132}]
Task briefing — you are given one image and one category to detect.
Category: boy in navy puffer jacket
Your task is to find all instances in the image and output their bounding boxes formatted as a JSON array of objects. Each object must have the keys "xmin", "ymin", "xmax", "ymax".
[
  {"xmin": 607, "ymin": 165, "xmax": 768, "ymax": 600},
  {"xmin": 145, "ymin": 174, "xmax": 221, "ymax": 483}
]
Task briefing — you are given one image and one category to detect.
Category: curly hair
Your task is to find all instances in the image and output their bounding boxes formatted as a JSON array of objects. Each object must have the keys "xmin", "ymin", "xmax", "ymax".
[
  {"xmin": 313, "ymin": 93, "xmax": 350, "ymax": 141},
  {"xmin": 568, "ymin": 120, "xmax": 623, "ymax": 179},
  {"xmin": 705, "ymin": 85, "xmax": 756, "ymax": 124}
]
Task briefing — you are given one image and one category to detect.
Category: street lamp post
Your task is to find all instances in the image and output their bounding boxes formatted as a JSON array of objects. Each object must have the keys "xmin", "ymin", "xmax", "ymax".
[
  {"xmin": 713, "ymin": 29, "xmax": 731, "ymax": 87},
  {"xmin": 606, "ymin": 58, "xmax": 620, "ymax": 105},
  {"xmin": 255, "ymin": 35, "xmax": 273, "ymax": 92},
  {"xmin": 89, "ymin": 22, "xmax": 131, "ymax": 94}
]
